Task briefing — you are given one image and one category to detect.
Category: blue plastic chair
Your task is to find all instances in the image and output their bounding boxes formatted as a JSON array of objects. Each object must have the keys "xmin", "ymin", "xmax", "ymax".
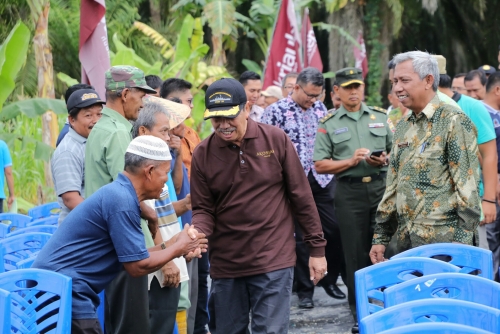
[
  {"xmin": 360, "ymin": 299, "xmax": 500, "ymax": 334},
  {"xmin": 384, "ymin": 272, "xmax": 500, "ymax": 309},
  {"xmin": 392, "ymin": 243, "xmax": 494, "ymax": 279},
  {"xmin": 378, "ymin": 322, "xmax": 493, "ymax": 334},
  {"xmin": 0, "ymin": 232, "xmax": 52, "ymax": 272},
  {"xmin": 6, "ymin": 225, "xmax": 57, "ymax": 237},
  {"xmin": 0, "ymin": 213, "xmax": 33, "ymax": 238},
  {"xmin": 173, "ymin": 321, "xmax": 179, "ymax": 334},
  {"xmin": 355, "ymin": 257, "xmax": 460, "ymax": 322},
  {"xmin": 0, "ymin": 268, "xmax": 72, "ymax": 333},
  {"xmin": 97, "ymin": 290, "xmax": 105, "ymax": 333},
  {"xmin": 0, "ymin": 288, "xmax": 11, "ymax": 334},
  {"xmin": 27, "ymin": 215, "xmax": 59, "ymax": 227},
  {"xmin": 28, "ymin": 202, "xmax": 61, "ymax": 220}
]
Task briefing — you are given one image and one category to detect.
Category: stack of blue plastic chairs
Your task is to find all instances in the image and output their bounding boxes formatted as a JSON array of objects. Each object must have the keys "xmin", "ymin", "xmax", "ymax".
[{"xmin": 355, "ymin": 243, "xmax": 500, "ymax": 333}]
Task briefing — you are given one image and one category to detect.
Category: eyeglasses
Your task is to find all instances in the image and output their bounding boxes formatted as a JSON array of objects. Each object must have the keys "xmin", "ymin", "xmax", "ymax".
[{"xmin": 298, "ymin": 85, "xmax": 321, "ymax": 100}]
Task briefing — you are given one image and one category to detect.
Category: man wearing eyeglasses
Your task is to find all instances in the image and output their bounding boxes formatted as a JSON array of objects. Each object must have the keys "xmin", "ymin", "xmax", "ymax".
[
  {"xmin": 313, "ymin": 67, "xmax": 393, "ymax": 333},
  {"xmin": 261, "ymin": 67, "xmax": 345, "ymax": 309}
]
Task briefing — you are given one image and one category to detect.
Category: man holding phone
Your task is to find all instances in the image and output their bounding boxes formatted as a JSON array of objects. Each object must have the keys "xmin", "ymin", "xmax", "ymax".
[{"xmin": 313, "ymin": 68, "xmax": 393, "ymax": 333}]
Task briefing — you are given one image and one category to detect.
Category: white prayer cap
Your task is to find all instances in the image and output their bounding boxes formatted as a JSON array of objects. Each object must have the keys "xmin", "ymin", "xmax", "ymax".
[{"xmin": 126, "ymin": 135, "xmax": 172, "ymax": 161}]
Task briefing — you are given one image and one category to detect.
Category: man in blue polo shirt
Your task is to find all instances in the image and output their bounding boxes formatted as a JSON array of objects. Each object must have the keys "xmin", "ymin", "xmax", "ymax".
[{"xmin": 33, "ymin": 136, "xmax": 207, "ymax": 334}]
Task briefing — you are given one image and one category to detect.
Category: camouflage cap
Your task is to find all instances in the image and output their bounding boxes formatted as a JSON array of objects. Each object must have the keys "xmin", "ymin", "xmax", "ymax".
[
  {"xmin": 433, "ymin": 55, "xmax": 447, "ymax": 75},
  {"xmin": 105, "ymin": 65, "xmax": 157, "ymax": 94},
  {"xmin": 335, "ymin": 67, "xmax": 364, "ymax": 87}
]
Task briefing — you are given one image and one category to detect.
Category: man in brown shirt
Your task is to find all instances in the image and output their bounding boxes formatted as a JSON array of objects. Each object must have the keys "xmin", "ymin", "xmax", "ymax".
[{"xmin": 191, "ymin": 78, "xmax": 327, "ymax": 334}]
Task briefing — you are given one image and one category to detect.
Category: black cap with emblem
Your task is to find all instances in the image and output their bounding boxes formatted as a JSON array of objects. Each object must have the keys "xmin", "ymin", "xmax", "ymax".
[
  {"xmin": 204, "ymin": 78, "xmax": 247, "ymax": 120},
  {"xmin": 335, "ymin": 67, "xmax": 364, "ymax": 87}
]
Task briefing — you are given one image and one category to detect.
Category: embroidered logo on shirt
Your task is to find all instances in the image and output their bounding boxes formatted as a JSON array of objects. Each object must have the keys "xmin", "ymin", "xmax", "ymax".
[
  {"xmin": 369, "ymin": 123, "xmax": 385, "ymax": 128},
  {"xmin": 256, "ymin": 150, "xmax": 275, "ymax": 158},
  {"xmin": 370, "ymin": 114, "xmax": 376, "ymax": 120},
  {"xmin": 334, "ymin": 127, "xmax": 348, "ymax": 135}
]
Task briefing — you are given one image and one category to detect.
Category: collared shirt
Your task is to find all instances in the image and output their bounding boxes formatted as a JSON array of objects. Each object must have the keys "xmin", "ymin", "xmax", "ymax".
[
  {"xmin": 170, "ymin": 149, "xmax": 191, "ymax": 226},
  {"xmin": 482, "ymin": 102, "xmax": 500, "ymax": 173},
  {"xmin": 51, "ymin": 127, "xmax": 87, "ymax": 224},
  {"xmin": 249, "ymin": 104, "xmax": 264, "ymax": 122},
  {"xmin": 32, "ymin": 173, "xmax": 149, "ymax": 319},
  {"xmin": 314, "ymin": 103, "xmax": 393, "ymax": 178},
  {"xmin": 84, "ymin": 106, "xmax": 155, "ymax": 247},
  {"xmin": 191, "ymin": 119, "xmax": 326, "ymax": 279},
  {"xmin": 85, "ymin": 106, "xmax": 133, "ymax": 198},
  {"xmin": 261, "ymin": 96, "xmax": 333, "ymax": 188},
  {"xmin": 0, "ymin": 140, "xmax": 12, "ymax": 199},
  {"xmin": 181, "ymin": 125, "xmax": 201, "ymax": 179},
  {"xmin": 373, "ymin": 94, "xmax": 481, "ymax": 246}
]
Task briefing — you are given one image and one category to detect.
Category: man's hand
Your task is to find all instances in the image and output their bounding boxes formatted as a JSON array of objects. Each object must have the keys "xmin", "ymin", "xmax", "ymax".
[
  {"xmin": 7, "ymin": 195, "xmax": 14, "ymax": 210},
  {"xmin": 366, "ymin": 152, "xmax": 387, "ymax": 168},
  {"xmin": 169, "ymin": 134, "xmax": 182, "ymax": 152},
  {"xmin": 369, "ymin": 244, "xmax": 386, "ymax": 264},
  {"xmin": 184, "ymin": 194, "xmax": 192, "ymax": 211},
  {"xmin": 175, "ymin": 224, "xmax": 208, "ymax": 256},
  {"xmin": 351, "ymin": 148, "xmax": 370, "ymax": 167},
  {"xmin": 309, "ymin": 256, "xmax": 327, "ymax": 285},
  {"xmin": 481, "ymin": 201, "xmax": 496, "ymax": 225},
  {"xmin": 161, "ymin": 261, "xmax": 181, "ymax": 288}
]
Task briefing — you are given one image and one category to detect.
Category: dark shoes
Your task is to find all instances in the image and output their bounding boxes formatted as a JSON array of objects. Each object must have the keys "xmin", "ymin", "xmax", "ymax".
[
  {"xmin": 351, "ymin": 322, "xmax": 359, "ymax": 333},
  {"xmin": 298, "ymin": 297, "xmax": 314, "ymax": 309},
  {"xmin": 322, "ymin": 283, "xmax": 346, "ymax": 299}
]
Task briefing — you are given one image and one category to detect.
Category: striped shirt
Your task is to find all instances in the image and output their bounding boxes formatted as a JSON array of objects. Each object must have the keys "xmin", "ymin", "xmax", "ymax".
[{"xmin": 51, "ymin": 127, "xmax": 86, "ymax": 224}]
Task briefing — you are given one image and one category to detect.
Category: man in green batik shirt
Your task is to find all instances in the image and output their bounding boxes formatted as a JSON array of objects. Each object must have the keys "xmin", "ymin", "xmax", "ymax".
[{"xmin": 370, "ymin": 51, "xmax": 481, "ymax": 265}]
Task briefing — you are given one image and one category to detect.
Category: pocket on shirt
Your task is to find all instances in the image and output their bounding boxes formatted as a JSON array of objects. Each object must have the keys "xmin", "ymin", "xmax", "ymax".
[
  {"xmin": 331, "ymin": 131, "xmax": 352, "ymax": 158},
  {"xmin": 369, "ymin": 127, "xmax": 387, "ymax": 149}
]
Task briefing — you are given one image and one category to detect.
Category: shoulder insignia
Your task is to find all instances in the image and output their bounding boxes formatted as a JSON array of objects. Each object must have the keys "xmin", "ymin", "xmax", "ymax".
[
  {"xmin": 320, "ymin": 111, "xmax": 336, "ymax": 123},
  {"xmin": 369, "ymin": 106, "xmax": 387, "ymax": 114}
]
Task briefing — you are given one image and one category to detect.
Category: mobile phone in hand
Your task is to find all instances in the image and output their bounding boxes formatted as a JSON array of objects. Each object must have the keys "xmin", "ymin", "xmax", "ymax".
[{"xmin": 370, "ymin": 150, "xmax": 384, "ymax": 158}]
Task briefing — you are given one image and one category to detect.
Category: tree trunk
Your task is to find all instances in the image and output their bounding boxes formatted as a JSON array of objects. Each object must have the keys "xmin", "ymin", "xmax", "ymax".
[
  {"xmin": 327, "ymin": 1, "xmax": 364, "ymax": 73},
  {"xmin": 33, "ymin": 2, "xmax": 57, "ymax": 189},
  {"xmin": 149, "ymin": 0, "xmax": 161, "ymax": 26}
]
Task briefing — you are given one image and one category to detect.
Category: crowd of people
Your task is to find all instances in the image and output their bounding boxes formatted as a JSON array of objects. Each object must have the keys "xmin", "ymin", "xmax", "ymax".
[{"xmin": 0, "ymin": 47, "xmax": 495, "ymax": 334}]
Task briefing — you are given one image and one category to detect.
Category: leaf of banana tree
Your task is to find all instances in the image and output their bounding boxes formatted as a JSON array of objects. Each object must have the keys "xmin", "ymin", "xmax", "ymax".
[
  {"xmin": 175, "ymin": 14, "xmax": 195, "ymax": 62},
  {"xmin": 133, "ymin": 21, "xmax": 175, "ymax": 60},
  {"xmin": 0, "ymin": 21, "xmax": 30, "ymax": 110},
  {"xmin": 177, "ymin": 44, "xmax": 210, "ymax": 79},
  {"xmin": 242, "ymin": 59, "xmax": 262, "ymax": 76},
  {"xmin": 161, "ymin": 60, "xmax": 185, "ymax": 79},
  {"xmin": 56, "ymin": 72, "xmax": 79, "ymax": 87},
  {"xmin": 111, "ymin": 34, "xmax": 153, "ymax": 72},
  {"xmin": 34, "ymin": 140, "xmax": 54, "ymax": 161},
  {"xmin": 0, "ymin": 98, "xmax": 66, "ymax": 121},
  {"xmin": 191, "ymin": 90, "xmax": 206, "ymax": 125},
  {"xmin": 191, "ymin": 17, "xmax": 205, "ymax": 51},
  {"xmin": 203, "ymin": 1, "xmax": 235, "ymax": 36},
  {"xmin": 0, "ymin": 132, "xmax": 54, "ymax": 162}
]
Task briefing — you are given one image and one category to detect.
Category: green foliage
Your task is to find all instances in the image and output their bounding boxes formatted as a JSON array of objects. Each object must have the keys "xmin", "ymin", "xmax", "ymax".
[
  {"xmin": 242, "ymin": 59, "xmax": 262, "ymax": 75},
  {"xmin": 0, "ymin": 21, "xmax": 30, "ymax": 110},
  {"xmin": 0, "ymin": 98, "xmax": 66, "ymax": 121}
]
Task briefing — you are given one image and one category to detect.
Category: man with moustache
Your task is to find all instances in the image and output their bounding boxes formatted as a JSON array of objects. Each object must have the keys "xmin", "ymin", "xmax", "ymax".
[
  {"xmin": 313, "ymin": 67, "xmax": 393, "ymax": 333},
  {"xmin": 191, "ymin": 78, "xmax": 327, "ymax": 333}
]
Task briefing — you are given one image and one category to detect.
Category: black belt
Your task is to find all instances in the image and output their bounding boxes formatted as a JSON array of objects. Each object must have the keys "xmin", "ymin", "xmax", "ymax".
[{"xmin": 338, "ymin": 172, "xmax": 387, "ymax": 183}]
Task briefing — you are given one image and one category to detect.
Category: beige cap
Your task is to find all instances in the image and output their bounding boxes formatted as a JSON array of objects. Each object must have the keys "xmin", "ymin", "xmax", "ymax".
[
  {"xmin": 433, "ymin": 55, "xmax": 447, "ymax": 75},
  {"xmin": 261, "ymin": 86, "xmax": 283, "ymax": 99},
  {"xmin": 142, "ymin": 95, "xmax": 190, "ymax": 129}
]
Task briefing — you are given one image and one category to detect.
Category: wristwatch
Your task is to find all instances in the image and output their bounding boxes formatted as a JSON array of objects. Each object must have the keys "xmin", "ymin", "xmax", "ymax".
[{"xmin": 160, "ymin": 242, "xmax": 166, "ymax": 250}]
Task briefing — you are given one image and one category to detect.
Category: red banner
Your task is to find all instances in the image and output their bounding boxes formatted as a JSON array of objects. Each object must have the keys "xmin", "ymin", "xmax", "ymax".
[
  {"xmin": 353, "ymin": 31, "xmax": 368, "ymax": 78},
  {"xmin": 301, "ymin": 8, "xmax": 322, "ymax": 72},
  {"xmin": 79, "ymin": 0, "xmax": 110, "ymax": 100},
  {"xmin": 263, "ymin": 0, "xmax": 302, "ymax": 89}
]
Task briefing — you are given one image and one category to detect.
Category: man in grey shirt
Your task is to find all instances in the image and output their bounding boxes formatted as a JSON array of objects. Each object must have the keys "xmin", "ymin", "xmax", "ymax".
[{"xmin": 51, "ymin": 89, "xmax": 104, "ymax": 223}]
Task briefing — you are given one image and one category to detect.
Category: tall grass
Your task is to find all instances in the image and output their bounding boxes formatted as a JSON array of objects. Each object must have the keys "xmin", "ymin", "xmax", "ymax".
[{"xmin": 1, "ymin": 113, "xmax": 67, "ymax": 211}]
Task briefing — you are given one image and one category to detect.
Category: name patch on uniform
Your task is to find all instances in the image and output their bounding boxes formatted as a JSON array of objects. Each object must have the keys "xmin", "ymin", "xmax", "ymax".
[
  {"xmin": 334, "ymin": 127, "xmax": 348, "ymax": 135},
  {"xmin": 369, "ymin": 123, "xmax": 385, "ymax": 128},
  {"xmin": 318, "ymin": 128, "xmax": 327, "ymax": 134},
  {"xmin": 256, "ymin": 150, "xmax": 274, "ymax": 158}
]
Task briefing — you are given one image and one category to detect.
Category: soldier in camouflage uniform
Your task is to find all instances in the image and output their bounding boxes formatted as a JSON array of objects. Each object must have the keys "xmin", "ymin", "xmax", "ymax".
[
  {"xmin": 370, "ymin": 51, "xmax": 481, "ymax": 265},
  {"xmin": 313, "ymin": 67, "xmax": 393, "ymax": 333}
]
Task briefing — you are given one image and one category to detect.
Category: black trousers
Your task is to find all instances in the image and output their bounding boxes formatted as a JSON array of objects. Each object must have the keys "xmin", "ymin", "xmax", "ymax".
[
  {"xmin": 209, "ymin": 267, "xmax": 293, "ymax": 334},
  {"xmin": 149, "ymin": 276, "xmax": 181, "ymax": 334},
  {"xmin": 295, "ymin": 173, "xmax": 346, "ymax": 300},
  {"xmin": 194, "ymin": 252, "xmax": 210, "ymax": 334},
  {"xmin": 487, "ymin": 203, "xmax": 500, "ymax": 282},
  {"xmin": 71, "ymin": 319, "xmax": 103, "ymax": 334},
  {"xmin": 104, "ymin": 270, "xmax": 150, "ymax": 334}
]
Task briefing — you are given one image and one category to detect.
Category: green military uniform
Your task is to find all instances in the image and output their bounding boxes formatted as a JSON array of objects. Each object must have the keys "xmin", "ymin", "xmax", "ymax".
[{"xmin": 313, "ymin": 68, "xmax": 393, "ymax": 323}]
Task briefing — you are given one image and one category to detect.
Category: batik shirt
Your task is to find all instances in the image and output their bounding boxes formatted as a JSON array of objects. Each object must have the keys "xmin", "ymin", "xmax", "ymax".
[
  {"xmin": 373, "ymin": 94, "xmax": 481, "ymax": 246},
  {"xmin": 261, "ymin": 96, "xmax": 333, "ymax": 188}
]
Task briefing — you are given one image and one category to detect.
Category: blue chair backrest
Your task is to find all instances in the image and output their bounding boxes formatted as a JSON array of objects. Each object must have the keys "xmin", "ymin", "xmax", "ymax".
[
  {"xmin": 378, "ymin": 322, "xmax": 493, "ymax": 334},
  {"xmin": 28, "ymin": 202, "xmax": 61, "ymax": 220},
  {"xmin": 6, "ymin": 225, "xmax": 57, "ymax": 238},
  {"xmin": 0, "ymin": 288, "xmax": 10, "ymax": 334},
  {"xmin": 355, "ymin": 257, "xmax": 460, "ymax": 322},
  {"xmin": 97, "ymin": 290, "xmax": 105, "ymax": 333},
  {"xmin": 0, "ymin": 232, "xmax": 52, "ymax": 272},
  {"xmin": 384, "ymin": 272, "xmax": 500, "ymax": 309},
  {"xmin": 0, "ymin": 268, "xmax": 72, "ymax": 333},
  {"xmin": 0, "ymin": 213, "xmax": 33, "ymax": 238},
  {"xmin": 391, "ymin": 243, "xmax": 493, "ymax": 279},
  {"xmin": 360, "ymin": 299, "xmax": 500, "ymax": 334},
  {"xmin": 27, "ymin": 216, "xmax": 59, "ymax": 227}
]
